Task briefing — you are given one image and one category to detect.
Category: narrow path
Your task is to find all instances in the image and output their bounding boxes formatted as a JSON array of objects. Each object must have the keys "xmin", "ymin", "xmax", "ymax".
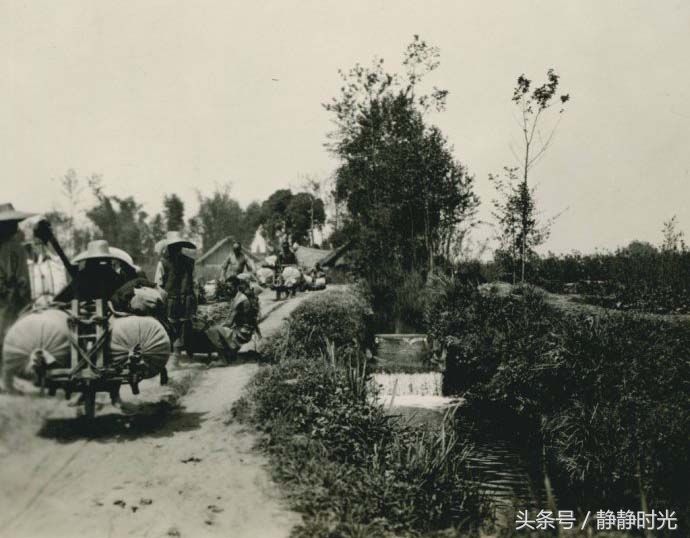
[{"xmin": 0, "ymin": 291, "xmax": 312, "ymax": 538}]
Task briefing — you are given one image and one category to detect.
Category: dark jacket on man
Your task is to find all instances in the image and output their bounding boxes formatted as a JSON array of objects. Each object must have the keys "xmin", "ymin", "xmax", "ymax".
[
  {"xmin": 0, "ymin": 233, "xmax": 31, "ymax": 360},
  {"xmin": 157, "ymin": 251, "xmax": 197, "ymax": 321}
]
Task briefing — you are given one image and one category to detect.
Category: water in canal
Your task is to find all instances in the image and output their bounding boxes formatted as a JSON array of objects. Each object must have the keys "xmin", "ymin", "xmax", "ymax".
[
  {"xmin": 373, "ymin": 371, "xmax": 555, "ymax": 518},
  {"xmin": 372, "ymin": 333, "xmax": 559, "ymax": 519}
]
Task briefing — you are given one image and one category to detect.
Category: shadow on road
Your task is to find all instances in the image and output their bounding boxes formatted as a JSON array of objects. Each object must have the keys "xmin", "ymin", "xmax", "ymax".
[{"xmin": 37, "ymin": 399, "xmax": 206, "ymax": 443}]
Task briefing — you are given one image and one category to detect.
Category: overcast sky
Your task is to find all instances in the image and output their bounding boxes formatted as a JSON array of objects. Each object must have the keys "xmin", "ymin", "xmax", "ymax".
[{"xmin": 2, "ymin": 1, "xmax": 689, "ymax": 254}]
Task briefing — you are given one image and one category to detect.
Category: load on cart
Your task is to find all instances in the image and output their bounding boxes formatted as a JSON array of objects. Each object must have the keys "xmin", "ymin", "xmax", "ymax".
[
  {"xmin": 270, "ymin": 241, "xmax": 305, "ymax": 300},
  {"xmin": 2, "ymin": 219, "xmax": 171, "ymax": 418}
]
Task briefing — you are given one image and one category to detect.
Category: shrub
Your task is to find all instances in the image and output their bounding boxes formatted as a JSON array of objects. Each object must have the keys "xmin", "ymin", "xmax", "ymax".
[
  {"xmin": 262, "ymin": 288, "xmax": 374, "ymax": 361},
  {"xmin": 235, "ymin": 287, "xmax": 490, "ymax": 536},
  {"xmin": 532, "ymin": 250, "xmax": 690, "ymax": 314},
  {"xmin": 427, "ymin": 280, "xmax": 690, "ymax": 525},
  {"xmin": 234, "ymin": 355, "xmax": 489, "ymax": 537}
]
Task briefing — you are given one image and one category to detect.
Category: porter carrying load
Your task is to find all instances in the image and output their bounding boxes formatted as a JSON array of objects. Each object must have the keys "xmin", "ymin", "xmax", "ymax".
[{"xmin": 1, "ymin": 219, "xmax": 171, "ymax": 417}]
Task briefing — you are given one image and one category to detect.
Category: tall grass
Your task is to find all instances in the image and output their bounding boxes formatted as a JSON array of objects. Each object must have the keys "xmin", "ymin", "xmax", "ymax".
[
  {"xmin": 426, "ymin": 280, "xmax": 690, "ymax": 531},
  {"xmin": 532, "ymin": 250, "xmax": 690, "ymax": 313},
  {"xmin": 233, "ymin": 289, "xmax": 490, "ymax": 537}
]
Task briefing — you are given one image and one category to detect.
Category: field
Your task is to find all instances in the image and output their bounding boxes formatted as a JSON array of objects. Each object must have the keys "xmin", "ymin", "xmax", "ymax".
[{"xmin": 425, "ymin": 275, "xmax": 689, "ymax": 533}]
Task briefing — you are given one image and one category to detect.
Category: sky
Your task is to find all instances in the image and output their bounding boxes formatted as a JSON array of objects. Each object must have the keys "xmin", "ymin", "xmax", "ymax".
[{"xmin": 2, "ymin": 1, "xmax": 689, "ymax": 254}]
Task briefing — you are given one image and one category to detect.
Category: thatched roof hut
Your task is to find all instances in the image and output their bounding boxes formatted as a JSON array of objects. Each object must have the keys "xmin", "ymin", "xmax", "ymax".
[{"xmin": 196, "ymin": 236, "xmax": 260, "ymax": 281}]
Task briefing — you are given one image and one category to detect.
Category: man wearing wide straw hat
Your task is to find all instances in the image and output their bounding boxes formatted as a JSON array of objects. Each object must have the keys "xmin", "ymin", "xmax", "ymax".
[
  {"xmin": 0, "ymin": 203, "xmax": 35, "ymax": 392},
  {"xmin": 54, "ymin": 239, "xmax": 139, "ymax": 302},
  {"xmin": 155, "ymin": 231, "xmax": 197, "ymax": 358}
]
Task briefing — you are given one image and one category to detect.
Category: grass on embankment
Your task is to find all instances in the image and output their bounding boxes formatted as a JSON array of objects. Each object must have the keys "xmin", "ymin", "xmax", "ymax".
[
  {"xmin": 232, "ymin": 288, "xmax": 491, "ymax": 538},
  {"xmin": 426, "ymin": 276, "xmax": 689, "ymax": 533}
]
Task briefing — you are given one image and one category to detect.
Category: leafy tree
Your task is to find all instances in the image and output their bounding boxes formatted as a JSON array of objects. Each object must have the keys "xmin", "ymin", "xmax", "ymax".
[
  {"xmin": 325, "ymin": 36, "xmax": 478, "ymax": 278},
  {"xmin": 302, "ymin": 176, "xmax": 324, "ymax": 246},
  {"xmin": 49, "ymin": 169, "xmax": 97, "ymax": 256},
  {"xmin": 661, "ymin": 215, "xmax": 686, "ymax": 252},
  {"xmin": 187, "ymin": 217, "xmax": 202, "ymax": 246},
  {"xmin": 163, "ymin": 194, "xmax": 185, "ymax": 232},
  {"xmin": 43, "ymin": 210, "xmax": 93, "ymax": 256},
  {"xmin": 260, "ymin": 189, "xmax": 293, "ymax": 245},
  {"xmin": 619, "ymin": 240, "xmax": 658, "ymax": 257},
  {"xmin": 497, "ymin": 69, "xmax": 570, "ymax": 282},
  {"xmin": 324, "ymin": 178, "xmax": 345, "ymax": 238},
  {"xmin": 490, "ymin": 167, "xmax": 553, "ymax": 283},
  {"xmin": 287, "ymin": 192, "xmax": 326, "ymax": 246},
  {"xmin": 259, "ymin": 188, "xmax": 326, "ymax": 247},
  {"xmin": 59, "ymin": 169, "xmax": 83, "ymax": 254},
  {"xmin": 86, "ymin": 178, "xmax": 150, "ymax": 261},
  {"xmin": 149, "ymin": 213, "xmax": 166, "ymax": 243},
  {"xmin": 244, "ymin": 201, "xmax": 263, "ymax": 240},
  {"xmin": 195, "ymin": 184, "xmax": 248, "ymax": 250}
]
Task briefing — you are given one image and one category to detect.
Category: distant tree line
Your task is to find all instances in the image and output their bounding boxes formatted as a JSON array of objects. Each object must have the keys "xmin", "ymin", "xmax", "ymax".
[{"xmin": 42, "ymin": 170, "xmax": 330, "ymax": 274}]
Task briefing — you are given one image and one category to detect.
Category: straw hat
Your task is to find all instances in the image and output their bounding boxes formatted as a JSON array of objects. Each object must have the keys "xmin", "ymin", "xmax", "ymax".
[
  {"xmin": 0, "ymin": 203, "xmax": 35, "ymax": 222},
  {"xmin": 72, "ymin": 240, "xmax": 136, "ymax": 269},
  {"xmin": 155, "ymin": 230, "xmax": 197, "ymax": 254}
]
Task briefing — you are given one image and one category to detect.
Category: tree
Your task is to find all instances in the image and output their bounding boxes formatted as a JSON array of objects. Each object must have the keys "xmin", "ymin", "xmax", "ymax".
[
  {"xmin": 163, "ymin": 194, "xmax": 185, "ymax": 232},
  {"xmin": 50, "ymin": 169, "xmax": 97, "ymax": 256},
  {"xmin": 187, "ymin": 217, "xmax": 202, "ymax": 247},
  {"xmin": 323, "ymin": 174, "xmax": 345, "ymax": 239},
  {"xmin": 302, "ymin": 176, "xmax": 324, "ymax": 246},
  {"xmin": 149, "ymin": 213, "xmax": 166, "ymax": 244},
  {"xmin": 195, "ymin": 184, "xmax": 247, "ymax": 250},
  {"xmin": 43, "ymin": 210, "xmax": 93, "ymax": 256},
  {"xmin": 244, "ymin": 201, "xmax": 263, "ymax": 240},
  {"xmin": 86, "ymin": 178, "xmax": 150, "ymax": 261},
  {"xmin": 287, "ymin": 192, "xmax": 326, "ymax": 246},
  {"xmin": 500, "ymin": 69, "xmax": 570, "ymax": 282},
  {"xmin": 620, "ymin": 240, "xmax": 658, "ymax": 257},
  {"xmin": 259, "ymin": 188, "xmax": 326, "ymax": 247},
  {"xmin": 325, "ymin": 36, "xmax": 478, "ymax": 278},
  {"xmin": 260, "ymin": 189, "xmax": 294, "ymax": 246},
  {"xmin": 490, "ymin": 167, "xmax": 553, "ymax": 283},
  {"xmin": 661, "ymin": 215, "xmax": 686, "ymax": 252},
  {"xmin": 59, "ymin": 169, "xmax": 83, "ymax": 254}
]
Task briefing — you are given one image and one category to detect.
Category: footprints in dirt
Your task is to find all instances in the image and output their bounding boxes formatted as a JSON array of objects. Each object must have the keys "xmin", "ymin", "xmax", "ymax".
[
  {"xmin": 104, "ymin": 497, "xmax": 154, "ymax": 513},
  {"xmin": 97, "ymin": 490, "xmax": 228, "ymax": 534},
  {"xmin": 204, "ymin": 500, "xmax": 225, "ymax": 527},
  {"xmin": 163, "ymin": 498, "xmax": 225, "ymax": 534}
]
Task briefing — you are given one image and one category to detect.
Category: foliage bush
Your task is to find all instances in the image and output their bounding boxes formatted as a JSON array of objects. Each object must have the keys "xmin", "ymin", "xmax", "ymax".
[
  {"xmin": 532, "ymin": 250, "xmax": 690, "ymax": 314},
  {"xmin": 235, "ymin": 289, "xmax": 489, "ymax": 537},
  {"xmin": 426, "ymin": 280, "xmax": 690, "ymax": 526},
  {"xmin": 358, "ymin": 269, "xmax": 430, "ymax": 333},
  {"xmin": 235, "ymin": 355, "xmax": 489, "ymax": 537},
  {"xmin": 262, "ymin": 288, "xmax": 374, "ymax": 362}
]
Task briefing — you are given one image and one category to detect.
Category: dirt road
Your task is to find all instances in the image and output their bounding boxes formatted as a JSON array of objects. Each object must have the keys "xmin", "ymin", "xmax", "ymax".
[{"xmin": 0, "ymin": 291, "xmax": 311, "ymax": 538}]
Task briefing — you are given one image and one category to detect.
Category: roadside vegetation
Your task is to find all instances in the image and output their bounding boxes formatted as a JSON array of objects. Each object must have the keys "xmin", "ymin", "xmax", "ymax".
[
  {"xmin": 233, "ymin": 288, "xmax": 491, "ymax": 538},
  {"xmin": 528, "ymin": 246, "xmax": 690, "ymax": 314},
  {"xmin": 425, "ymin": 275, "xmax": 690, "ymax": 532}
]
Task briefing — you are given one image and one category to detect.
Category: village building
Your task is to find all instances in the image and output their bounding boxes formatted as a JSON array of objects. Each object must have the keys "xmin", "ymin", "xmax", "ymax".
[{"xmin": 195, "ymin": 236, "xmax": 261, "ymax": 281}]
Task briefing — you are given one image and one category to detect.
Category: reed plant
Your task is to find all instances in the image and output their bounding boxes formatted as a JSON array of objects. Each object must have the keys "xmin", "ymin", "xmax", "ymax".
[
  {"xmin": 426, "ymin": 280, "xmax": 689, "ymax": 531},
  {"xmin": 233, "ymin": 290, "xmax": 490, "ymax": 537}
]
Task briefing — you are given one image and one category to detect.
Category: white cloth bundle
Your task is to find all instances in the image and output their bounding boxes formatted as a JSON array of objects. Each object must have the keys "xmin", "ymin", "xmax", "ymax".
[
  {"xmin": 110, "ymin": 316, "xmax": 171, "ymax": 378},
  {"xmin": 2, "ymin": 309, "xmax": 71, "ymax": 378}
]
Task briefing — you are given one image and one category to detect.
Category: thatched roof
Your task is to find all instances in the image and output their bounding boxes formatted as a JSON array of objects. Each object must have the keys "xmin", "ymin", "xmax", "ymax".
[
  {"xmin": 196, "ymin": 236, "xmax": 260, "ymax": 265},
  {"xmin": 319, "ymin": 240, "xmax": 352, "ymax": 267},
  {"xmin": 295, "ymin": 246, "xmax": 332, "ymax": 268}
]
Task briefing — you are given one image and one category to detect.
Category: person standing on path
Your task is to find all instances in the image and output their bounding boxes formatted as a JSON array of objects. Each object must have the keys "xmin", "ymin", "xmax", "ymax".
[
  {"xmin": 0, "ymin": 203, "xmax": 34, "ymax": 393},
  {"xmin": 221, "ymin": 241, "xmax": 255, "ymax": 280},
  {"xmin": 276, "ymin": 240, "xmax": 297, "ymax": 267},
  {"xmin": 155, "ymin": 231, "xmax": 198, "ymax": 358}
]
